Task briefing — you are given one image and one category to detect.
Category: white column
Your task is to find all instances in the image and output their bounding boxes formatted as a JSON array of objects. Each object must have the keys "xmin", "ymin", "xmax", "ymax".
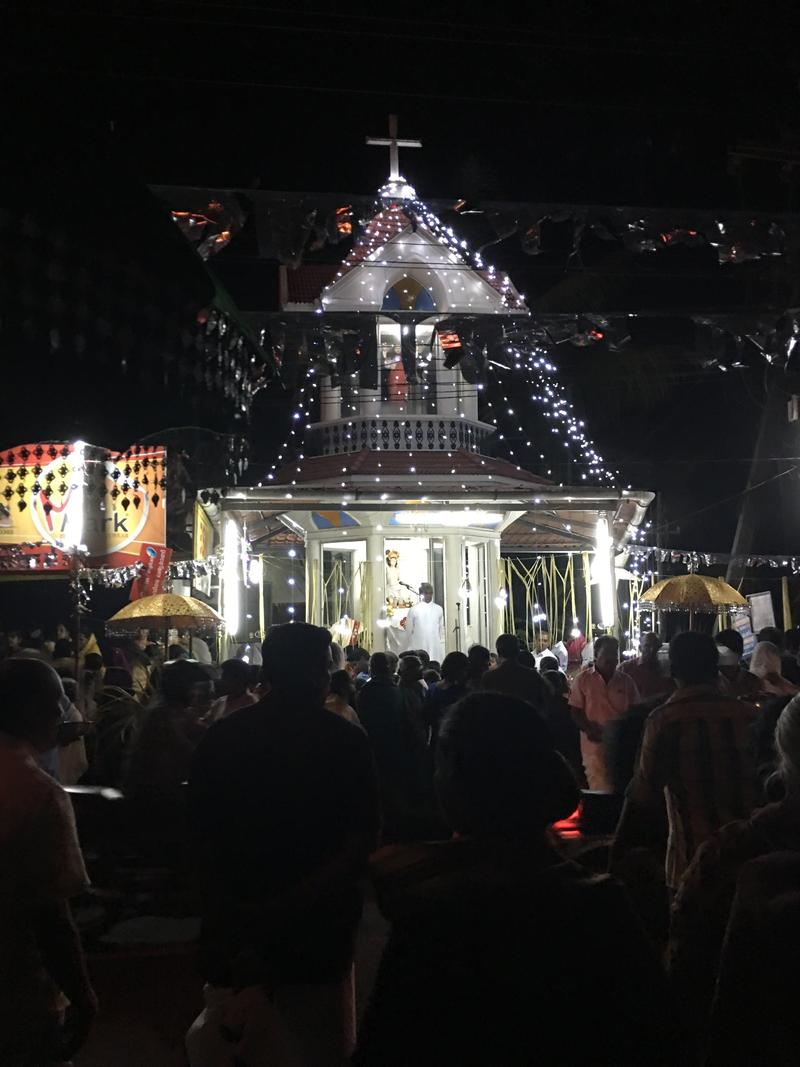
[
  {"xmin": 320, "ymin": 384, "xmax": 342, "ymax": 422},
  {"xmin": 305, "ymin": 537, "xmax": 323, "ymax": 625},
  {"xmin": 485, "ymin": 535, "xmax": 505, "ymax": 649},
  {"xmin": 436, "ymin": 363, "xmax": 460, "ymax": 417},
  {"xmin": 443, "ymin": 533, "xmax": 464, "ymax": 654},
  {"xmin": 460, "ymin": 383, "xmax": 479, "ymax": 422},
  {"xmin": 366, "ymin": 531, "xmax": 386, "ymax": 652}
]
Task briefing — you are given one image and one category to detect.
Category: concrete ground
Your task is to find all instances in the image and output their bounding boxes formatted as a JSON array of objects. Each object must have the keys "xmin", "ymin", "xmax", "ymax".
[{"xmin": 75, "ymin": 897, "xmax": 390, "ymax": 1067}]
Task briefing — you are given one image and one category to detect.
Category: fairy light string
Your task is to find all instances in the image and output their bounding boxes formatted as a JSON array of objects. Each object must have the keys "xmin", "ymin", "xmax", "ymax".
[
  {"xmin": 260, "ymin": 186, "xmax": 617, "ymax": 487},
  {"xmin": 263, "ymin": 342, "xmax": 617, "ymax": 487}
]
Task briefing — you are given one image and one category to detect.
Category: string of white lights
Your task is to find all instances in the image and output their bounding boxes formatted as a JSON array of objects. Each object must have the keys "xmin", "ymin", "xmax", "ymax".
[
  {"xmin": 320, "ymin": 193, "xmax": 524, "ymax": 312},
  {"xmin": 259, "ymin": 343, "xmax": 617, "ymax": 488},
  {"xmin": 260, "ymin": 185, "xmax": 616, "ymax": 487},
  {"xmin": 483, "ymin": 344, "xmax": 618, "ymax": 484}
]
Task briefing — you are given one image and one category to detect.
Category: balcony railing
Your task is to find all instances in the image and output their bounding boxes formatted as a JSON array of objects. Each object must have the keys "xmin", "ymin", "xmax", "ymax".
[{"xmin": 307, "ymin": 415, "xmax": 494, "ymax": 455}]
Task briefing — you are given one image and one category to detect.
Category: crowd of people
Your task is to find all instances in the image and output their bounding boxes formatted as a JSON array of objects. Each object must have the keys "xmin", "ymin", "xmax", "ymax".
[{"xmin": 3, "ymin": 615, "xmax": 800, "ymax": 1064}]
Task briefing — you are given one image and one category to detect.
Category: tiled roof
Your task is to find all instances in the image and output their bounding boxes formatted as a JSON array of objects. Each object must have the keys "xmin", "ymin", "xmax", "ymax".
[
  {"xmin": 502, "ymin": 500, "xmax": 644, "ymax": 551},
  {"xmin": 284, "ymin": 264, "xmax": 339, "ymax": 305},
  {"xmin": 271, "ymin": 448, "xmax": 550, "ymax": 491},
  {"xmin": 338, "ymin": 207, "xmax": 411, "ymax": 273},
  {"xmin": 502, "ymin": 516, "xmax": 592, "ymax": 550}
]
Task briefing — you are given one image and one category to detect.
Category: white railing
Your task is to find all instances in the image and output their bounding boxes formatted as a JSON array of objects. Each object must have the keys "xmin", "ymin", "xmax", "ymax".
[{"xmin": 307, "ymin": 415, "xmax": 495, "ymax": 455}]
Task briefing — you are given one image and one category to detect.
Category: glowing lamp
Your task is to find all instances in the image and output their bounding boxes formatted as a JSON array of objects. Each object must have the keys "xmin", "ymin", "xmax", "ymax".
[
  {"xmin": 223, "ymin": 519, "xmax": 241, "ymax": 636},
  {"xmin": 594, "ymin": 516, "xmax": 615, "ymax": 628},
  {"xmin": 62, "ymin": 439, "xmax": 87, "ymax": 553},
  {"xmin": 391, "ymin": 510, "xmax": 503, "ymax": 528},
  {"xmin": 494, "ymin": 588, "xmax": 509, "ymax": 611}
]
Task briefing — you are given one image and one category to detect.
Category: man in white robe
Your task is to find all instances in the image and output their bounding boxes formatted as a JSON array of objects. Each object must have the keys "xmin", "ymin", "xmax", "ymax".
[{"xmin": 404, "ymin": 583, "xmax": 445, "ymax": 662}]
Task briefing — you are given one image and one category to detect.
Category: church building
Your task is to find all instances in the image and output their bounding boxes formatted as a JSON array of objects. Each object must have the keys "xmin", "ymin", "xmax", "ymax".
[{"xmin": 199, "ymin": 120, "xmax": 653, "ymax": 658}]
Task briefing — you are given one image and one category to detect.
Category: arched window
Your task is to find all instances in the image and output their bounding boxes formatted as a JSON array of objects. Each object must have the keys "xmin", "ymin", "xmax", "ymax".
[{"xmin": 381, "ymin": 276, "xmax": 436, "ymax": 311}]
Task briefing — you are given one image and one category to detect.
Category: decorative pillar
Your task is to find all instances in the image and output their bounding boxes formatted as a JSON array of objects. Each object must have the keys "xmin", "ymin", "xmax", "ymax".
[
  {"xmin": 436, "ymin": 364, "xmax": 460, "ymax": 417},
  {"xmin": 443, "ymin": 533, "xmax": 464, "ymax": 654},
  {"xmin": 305, "ymin": 537, "xmax": 323, "ymax": 625},
  {"xmin": 485, "ymin": 536, "xmax": 505, "ymax": 649},
  {"xmin": 460, "ymin": 383, "xmax": 479, "ymax": 422},
  {"xmin": 366, "ymin": 531, "xmax": 386, "ymax": 652},
  {"xmin": 320, "ymin": 384, "xmax": 342, "ymax": 422}
]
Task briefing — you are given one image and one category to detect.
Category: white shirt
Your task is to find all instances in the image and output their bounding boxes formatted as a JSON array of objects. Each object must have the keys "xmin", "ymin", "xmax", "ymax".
[
  {"xmin": 405, "ymin": 599, "xmax": 445, "ymax": 662},
  {"xmin": 186, "ymin": 636, "xmax": 213, "ymax": 664}
]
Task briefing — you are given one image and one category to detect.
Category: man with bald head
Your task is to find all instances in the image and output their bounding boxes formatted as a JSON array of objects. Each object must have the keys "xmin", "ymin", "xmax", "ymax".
[{"xmin": 0, "ymin": 658, "xmax": 96, "ymax": 1064}]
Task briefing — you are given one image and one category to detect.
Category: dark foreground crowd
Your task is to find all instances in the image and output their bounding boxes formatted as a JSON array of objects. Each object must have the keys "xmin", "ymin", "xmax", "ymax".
[{"xmin": 2, "ymin": 622, "xmax": 800, "ymax": 1066}]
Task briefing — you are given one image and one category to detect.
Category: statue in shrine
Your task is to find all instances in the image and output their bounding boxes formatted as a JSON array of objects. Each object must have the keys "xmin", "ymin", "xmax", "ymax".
[
  {"xmin": 385, "ymin": 549, "xmax": 405, "ymax": 605},
  {"xmin": 386, "ymin": 347, "xmax": 409, "ymax": 403}
]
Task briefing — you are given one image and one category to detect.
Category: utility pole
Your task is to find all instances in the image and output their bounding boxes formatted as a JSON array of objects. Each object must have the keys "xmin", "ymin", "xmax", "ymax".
[{"xmin": 726, "ymin": 382, "xmax": 786, "ymax": 586}]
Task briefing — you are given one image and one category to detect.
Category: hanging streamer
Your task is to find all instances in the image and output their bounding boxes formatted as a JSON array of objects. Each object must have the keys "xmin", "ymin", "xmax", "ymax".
[
  {"xmin": 503, "ymin": 555, "xmax": 581, "ymax": 650},
  {"xmin": 359, "ymin": 560, "xmax": 373, "ymax": 652}
]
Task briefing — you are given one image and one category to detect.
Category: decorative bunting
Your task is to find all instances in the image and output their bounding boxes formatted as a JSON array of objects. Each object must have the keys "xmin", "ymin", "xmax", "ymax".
[{"xmin": 628, "ymin": 545, "xmax": 800, "ymax": 576}]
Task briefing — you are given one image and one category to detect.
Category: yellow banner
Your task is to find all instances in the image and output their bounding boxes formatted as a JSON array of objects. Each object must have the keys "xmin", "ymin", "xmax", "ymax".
[
  {"xmin": 193, "ymin": 500, "xmax": 214, "ymax": 561},
  {"xmin": 0, "ymin": 442, "xmax": 166, "ymax": 570}
]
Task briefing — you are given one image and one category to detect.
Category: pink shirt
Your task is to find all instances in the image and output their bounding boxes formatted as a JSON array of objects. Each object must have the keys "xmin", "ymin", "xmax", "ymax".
[
  {"xmin": 0, "ymin": 735, "xmax": 89, "ymax": 1036},
  {"xmin": 210, "ymin": 692, "xmax": 258, "ymax": 722},
  {"xmin": 569, "ymin": 666, "xmax": 640, "ymax": 725}
]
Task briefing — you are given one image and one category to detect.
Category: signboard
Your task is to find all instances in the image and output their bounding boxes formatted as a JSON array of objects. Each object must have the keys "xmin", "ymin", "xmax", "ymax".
[
  {"xmin": 193, "ymin": 500, "xmax": 214, "ymax": 561},
  {"xmin": 732, "ymin": 612, "xmax": 757, "ymax": 659},
  {"xmin": 129, "ymin": 544, "xmax": 173, "ymax": 601},
  {"xmin": 0, "ymin": 442, "xmax": 167, "ymax": 571},
  {"xmin": 193, "ymin": 500, "xmax": 214, "ymax": 595},
  {"xmin": 748, "ymin": 591, "xmax": 775, "ymax": 635}
]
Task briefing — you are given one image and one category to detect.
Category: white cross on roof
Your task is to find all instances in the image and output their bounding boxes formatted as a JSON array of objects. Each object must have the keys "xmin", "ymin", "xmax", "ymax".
[{"xmin": 366, "ymin": 114, "xmax": 422, "ymax": 182}]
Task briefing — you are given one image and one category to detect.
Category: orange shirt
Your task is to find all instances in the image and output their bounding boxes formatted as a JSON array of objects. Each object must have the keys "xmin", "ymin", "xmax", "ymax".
[{"xmin": 620, "ymin": 658, "xmax": 676, "ymax": 700}]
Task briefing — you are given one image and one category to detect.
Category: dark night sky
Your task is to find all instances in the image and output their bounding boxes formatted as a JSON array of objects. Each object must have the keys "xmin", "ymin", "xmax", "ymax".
[
  {"xmin": 7, "ymin": 2, "xmax": 800, "ymax": 203},
  {"xmin": 5, "ymin": 1, "xmax": 800, "ymax": 564}
]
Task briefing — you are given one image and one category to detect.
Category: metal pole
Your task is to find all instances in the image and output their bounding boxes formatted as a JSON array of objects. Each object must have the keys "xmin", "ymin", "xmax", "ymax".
[
  {"xmin": 71, "ymin": 554, "xmax": 82, "ymax": 707},
  {"xmin": 783, "ymin": 575, "xmax": 793, "ymax": 630},
  {"xmin": 726, "ymin": 382, "xmax": 783, "ymax": 587},
  {"xmin": 258, "ymin": 555, "xmax": 265, "ymax": 639}
]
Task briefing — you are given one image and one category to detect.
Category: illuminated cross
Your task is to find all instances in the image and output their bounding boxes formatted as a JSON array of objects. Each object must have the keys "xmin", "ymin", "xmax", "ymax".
[{"xmin": 366, "ymin": 114, "xmax": 422, "ymax": 182}]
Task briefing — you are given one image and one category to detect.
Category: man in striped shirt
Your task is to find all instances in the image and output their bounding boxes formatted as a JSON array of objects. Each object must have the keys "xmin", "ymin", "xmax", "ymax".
[{"xmin": 612, "ymin": 631, "xmax": 758, "ymax": 891}]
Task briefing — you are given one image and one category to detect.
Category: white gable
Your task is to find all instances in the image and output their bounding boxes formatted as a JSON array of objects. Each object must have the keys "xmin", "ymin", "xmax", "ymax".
[{"xmin": 320, "ymin": 223, "xmax": 524, "ymax": 315}]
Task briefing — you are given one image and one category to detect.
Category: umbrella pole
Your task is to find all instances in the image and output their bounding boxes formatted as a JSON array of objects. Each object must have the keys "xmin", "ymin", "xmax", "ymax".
[
  {"xmin": 164, "ymin": 622, "xmax": 169, "ymax": 659},
  {"xmin": 689, "ymin": 608, "xmax": 694, "ymax": 631}
]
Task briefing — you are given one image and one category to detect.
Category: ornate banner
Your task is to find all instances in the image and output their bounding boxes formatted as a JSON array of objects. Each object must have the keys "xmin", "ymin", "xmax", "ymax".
[
  {"xmin": 192, "ymin": 500, "xmax": 215, "ymax": 594},
  {"xmin": 0, "ymin": 442, "xmax": 167, "ymax": 571}
]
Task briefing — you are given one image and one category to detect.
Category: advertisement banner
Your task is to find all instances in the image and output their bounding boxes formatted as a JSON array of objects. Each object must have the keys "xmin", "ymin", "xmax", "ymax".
[
  {"xmin": 193, "ymin": 501, "xmax": 214, "ymax": 595},
  {"xmin": 732, "ymin": 611, "xmax": 757, "ymax": 659},
  {"xmin": 0, "ymin": 442, "xmax": 167, "ymax": 572},
  {"xmin": 193, "ymin": 500, "xmax": 214, "ymax": 561},
  {"xmin": 129, "ymin": 544, "xmax": 173, "ymax": 601},
  {"xmin": 747, "ymin": 591, "xmax": 776, "ymax": 635}
]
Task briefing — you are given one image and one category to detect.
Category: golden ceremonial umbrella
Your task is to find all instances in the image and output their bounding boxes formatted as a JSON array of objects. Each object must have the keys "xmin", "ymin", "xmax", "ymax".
[
  {"xmin": 640, "ymin": 574, "xmax": 747, "ymax": 628},
  {"xmin": 109, "ymin": 593, "xmax": 222, "ymax": 653}
]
